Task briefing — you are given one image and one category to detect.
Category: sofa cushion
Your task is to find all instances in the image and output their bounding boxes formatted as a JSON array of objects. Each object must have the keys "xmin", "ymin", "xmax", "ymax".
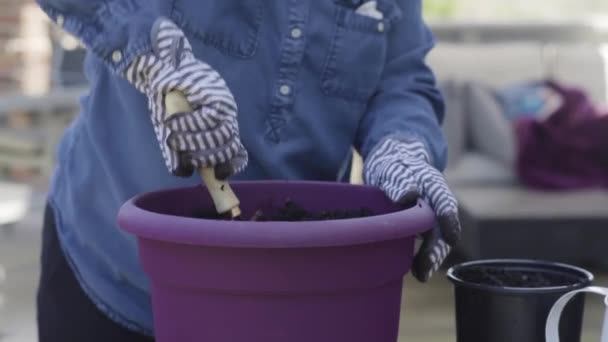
[
  {"xmin": 465, "ymin": 82, "xmax": 517, "ymax": 167},
  {"xmin": 453, "ymin": 185, "xmax": 608, "ymax": 220},
  {"xmin": 427, "ymin": 43, "xmax": 545, "ymax": 88},
  {"xmin": 444, "ymin": 152, "xmax": 517, "ymax": 187},
  {"xmin": 439, "ymin": 80, "xmax": 467, "ymax": 167},
  {"xmin": 553, "ymin": 44, "xmax": 607, "ymax": 104},
  {"xmin": 427, "ymin": 42, "xmax": 607, "ymax": 104}
]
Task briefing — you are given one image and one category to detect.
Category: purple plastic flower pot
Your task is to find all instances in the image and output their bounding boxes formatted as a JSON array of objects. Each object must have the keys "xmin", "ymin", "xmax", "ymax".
[{"xmin": 117, "ymin": 181, "xmax": 435, "ymax": 342}]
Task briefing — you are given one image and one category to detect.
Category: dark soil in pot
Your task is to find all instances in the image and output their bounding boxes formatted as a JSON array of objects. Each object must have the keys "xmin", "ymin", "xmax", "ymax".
[
  {"xmin": 447, "ymin": 259, "xmax": 594, "ymax": 342},
  {"xmin": 192, "ymin": 199, "xmax": 375, "ymax": 221},
  {"xmin": 456, "ymin": 266, "xmax": 582, "ymax": 288}
]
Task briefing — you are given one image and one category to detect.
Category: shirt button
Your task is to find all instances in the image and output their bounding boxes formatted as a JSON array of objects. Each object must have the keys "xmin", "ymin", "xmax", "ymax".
[
  {"xmin": 56, "ymin": 15, "xmax": 65, "ymax": 27},
  {"xmin": 111, "ymin": 50, "xmax": 123, "ymax": 63},
  {"xmin": 377, "ymin": 22, "xmax": 385, "ymax": 33},
  {"xmin": 279, "ymin": 84, "xmax": 291, "ymax": 96},
  {"xmin": 290, "ymin": 28, "xmax": 302, "ymax": 39}
]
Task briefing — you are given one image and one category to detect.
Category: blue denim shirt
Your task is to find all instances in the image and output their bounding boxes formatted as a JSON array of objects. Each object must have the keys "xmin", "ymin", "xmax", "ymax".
[{"xmin": 37, "ymin": 0, "xmax": 446, "ymax": 335}]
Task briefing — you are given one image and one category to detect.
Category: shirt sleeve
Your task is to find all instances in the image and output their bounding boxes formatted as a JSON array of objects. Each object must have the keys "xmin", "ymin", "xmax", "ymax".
[
  {"xmin": 36, "ymin": 0, "xmax": 159, "ymax": 73},
  {"xmin": 354, "ymin": 0, "xmax": 447, "ymax": 171}
]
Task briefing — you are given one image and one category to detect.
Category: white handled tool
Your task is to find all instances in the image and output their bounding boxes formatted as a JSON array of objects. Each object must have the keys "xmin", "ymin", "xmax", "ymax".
[{"xmin": 165, "ymin": 91, "xmax": 242, "ymax": 218}]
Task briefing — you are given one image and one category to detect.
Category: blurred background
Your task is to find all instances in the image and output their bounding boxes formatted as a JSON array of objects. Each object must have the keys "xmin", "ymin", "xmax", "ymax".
[{"xmin": 0, "ymin": 1, "xmax": 608, "ymax": 341}]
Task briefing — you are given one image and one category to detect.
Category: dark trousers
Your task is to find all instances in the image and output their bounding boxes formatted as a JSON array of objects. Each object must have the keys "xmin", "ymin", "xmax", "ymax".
[{"xmin": 36, "ymin": 204, "xmax": 154, "ymax": 342}]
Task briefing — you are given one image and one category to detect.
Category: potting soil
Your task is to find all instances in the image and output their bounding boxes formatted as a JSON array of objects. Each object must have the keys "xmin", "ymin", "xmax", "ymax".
[
  {"xmin": 457, "ymin": 267, "xmax": 580, "ymax": 288},
  {"xmin": 192, "ymin": 199, "xmax": 375, "ymax": 221}
]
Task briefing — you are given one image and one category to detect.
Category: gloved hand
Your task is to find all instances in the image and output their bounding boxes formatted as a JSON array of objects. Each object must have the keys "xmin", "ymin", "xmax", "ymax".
[
  {"xmin": 123, "ymin": 17, "xmax": 247, "ymax": 178},
  {"xmin": 364, "ymin": 138, "xmax": 461, "ymax": 282}
]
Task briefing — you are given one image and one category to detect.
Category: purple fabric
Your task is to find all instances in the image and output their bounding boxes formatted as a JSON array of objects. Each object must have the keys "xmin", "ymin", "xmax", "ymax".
[{"xmin": 516, "ymin": 81, "xmax": 608, "ymax": 190}]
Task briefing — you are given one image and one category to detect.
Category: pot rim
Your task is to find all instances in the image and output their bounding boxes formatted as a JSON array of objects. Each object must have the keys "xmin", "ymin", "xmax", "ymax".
[
  {"xmin": 117, "ymin": 180, "xmax": 436, "ymax": 248},
  {"xmin": 446, "ymin": 259, "xmax": 594, "ymax": 294}
]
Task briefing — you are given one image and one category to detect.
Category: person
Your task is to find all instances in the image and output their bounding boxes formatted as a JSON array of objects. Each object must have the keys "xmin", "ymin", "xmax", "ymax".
[{"xmin": 34, "ymin": 0, "xmax": 461, "ymax": 340}]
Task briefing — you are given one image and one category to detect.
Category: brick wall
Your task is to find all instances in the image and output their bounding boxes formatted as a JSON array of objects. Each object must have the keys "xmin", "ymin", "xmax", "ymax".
[
  {"xmin": 0, "ymin": 0, "xmax": 26, "ymax": 92},
  {"xmin": 0, "ymin": 0, "xmax": 53, "ymax": 181},
  {"xmin": 0, "ymin": 0, "xmax": 51, "ymax": 95}
]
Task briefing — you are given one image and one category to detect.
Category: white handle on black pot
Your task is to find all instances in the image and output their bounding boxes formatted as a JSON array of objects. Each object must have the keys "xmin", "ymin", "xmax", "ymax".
[{"xmin": 546, "ymin": 286, "xmax": 608, "ymax": 342}]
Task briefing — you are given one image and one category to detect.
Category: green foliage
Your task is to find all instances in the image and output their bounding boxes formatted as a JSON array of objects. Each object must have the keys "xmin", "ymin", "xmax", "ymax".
[{"xmin": 423, "ymin": 0, "xmax": 457, "ymax": 19}]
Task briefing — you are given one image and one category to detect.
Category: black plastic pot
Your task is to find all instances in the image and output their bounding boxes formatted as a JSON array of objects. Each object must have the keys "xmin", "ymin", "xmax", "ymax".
[{"xmin": 447, "ymin": 259, "xmax": 593, "ymax": 342}]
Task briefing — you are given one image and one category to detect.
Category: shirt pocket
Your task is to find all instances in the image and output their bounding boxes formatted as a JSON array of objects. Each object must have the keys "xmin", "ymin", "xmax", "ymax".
[
  {"xmin": 170, "ymin": 0, "xmax": 264, "ymax": 58},
  {"xmin": 321, "ymin": 0, "xmax": 399, "ymax": 101}
]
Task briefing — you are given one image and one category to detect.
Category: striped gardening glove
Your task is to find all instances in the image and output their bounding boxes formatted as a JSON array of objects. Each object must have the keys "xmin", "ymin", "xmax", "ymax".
[
  {"xmin": 123, "ymin": 17, "xmax": 247, "ymax": 178},
  {"xmin": 364, "ymin": 138, "xmax": 461, "ymax": 282}
]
